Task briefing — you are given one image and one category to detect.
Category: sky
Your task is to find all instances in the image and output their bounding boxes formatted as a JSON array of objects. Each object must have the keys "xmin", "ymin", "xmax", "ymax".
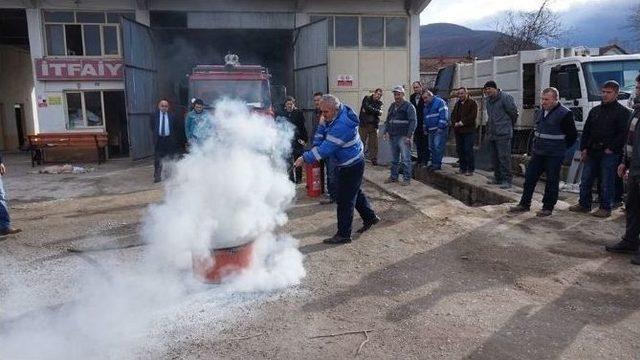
[
  {"xmin": 421, "ymin": 0, "xmax": 603, "ymax": 28},
  {"xmin": 419, "ymin": 0, "xmax": 638, "ymax": 50}
]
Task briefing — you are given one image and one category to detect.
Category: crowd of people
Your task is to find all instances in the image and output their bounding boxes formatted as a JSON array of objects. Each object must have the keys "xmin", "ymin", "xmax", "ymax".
[{"xmin": 2, "ymin": 75, "xmax": 640, "ymax": 264}]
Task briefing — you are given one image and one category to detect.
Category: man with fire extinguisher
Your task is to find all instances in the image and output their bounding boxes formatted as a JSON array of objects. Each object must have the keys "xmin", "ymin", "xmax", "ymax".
[{"xmin": 294, "ymin": 94, "xmax": 380, "ymax": 244}]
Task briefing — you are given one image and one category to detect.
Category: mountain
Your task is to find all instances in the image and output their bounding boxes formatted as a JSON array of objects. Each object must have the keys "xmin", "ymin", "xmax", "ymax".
[{"xmin": 419, "ymin": 23, "xmax": 531, "ymax": 59}]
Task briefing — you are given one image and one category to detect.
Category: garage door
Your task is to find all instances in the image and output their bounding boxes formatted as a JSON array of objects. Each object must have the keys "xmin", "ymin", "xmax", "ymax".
[
  {"xmin": 293, "ymin": 19, "xmax": 328, "ymax": 113},
  {"xmin": 121, "ymin": 18, "xmax": 157, "ymax": 159}
]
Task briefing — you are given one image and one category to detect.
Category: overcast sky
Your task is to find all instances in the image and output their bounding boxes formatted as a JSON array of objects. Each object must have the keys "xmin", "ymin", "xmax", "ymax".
[{"xmin": 420, "ymin": 0, "xmax": 598, "ymax": 27}]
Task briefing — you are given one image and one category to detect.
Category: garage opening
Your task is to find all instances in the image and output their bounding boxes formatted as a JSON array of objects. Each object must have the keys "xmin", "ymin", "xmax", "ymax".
[{"xmin": 152, "ymin": 29, "xmax": 293, "ymax": 114}]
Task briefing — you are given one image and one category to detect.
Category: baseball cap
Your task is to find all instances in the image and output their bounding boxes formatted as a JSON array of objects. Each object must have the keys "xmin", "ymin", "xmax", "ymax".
[{"xmin": 392, "ymin": 85, "xmax": 405, "ymax": 93}]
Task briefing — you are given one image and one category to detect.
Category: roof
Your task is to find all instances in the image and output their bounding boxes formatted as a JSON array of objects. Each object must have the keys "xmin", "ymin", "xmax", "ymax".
[
  {"xmin": 420, "ymin": 56, "xmax": 472, "ymax": 73},
  {"xmin": 599, "ymin": 44, "xmax": 628, "ymax": 55}
]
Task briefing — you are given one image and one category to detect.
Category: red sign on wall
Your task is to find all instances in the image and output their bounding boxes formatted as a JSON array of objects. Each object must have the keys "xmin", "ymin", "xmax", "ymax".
[{"xmin": 35, "ymin": 58, "xmax": 124, "ymax": 81}]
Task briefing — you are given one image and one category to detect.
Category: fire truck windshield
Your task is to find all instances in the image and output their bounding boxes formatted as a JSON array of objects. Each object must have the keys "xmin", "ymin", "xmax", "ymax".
[{"xmin": 192, "ymin": 80, "xmax": 269, "ymax": 108}]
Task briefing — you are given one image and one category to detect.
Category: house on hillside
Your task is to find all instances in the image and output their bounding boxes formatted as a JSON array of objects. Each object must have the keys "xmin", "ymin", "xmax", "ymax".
[{"xmin": 600, "ymin": 44, "xmax": 628, "ymax": 56}]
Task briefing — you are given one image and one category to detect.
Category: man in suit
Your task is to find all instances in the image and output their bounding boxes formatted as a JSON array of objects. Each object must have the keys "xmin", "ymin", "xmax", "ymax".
[{"xmin": 150, "ymin": 99, "xmax": 181, "ymax": 183}]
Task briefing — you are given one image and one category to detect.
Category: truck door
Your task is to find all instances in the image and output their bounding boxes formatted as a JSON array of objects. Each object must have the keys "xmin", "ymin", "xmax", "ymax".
[
  {"xmin": 548, "ymin": 63, "xmax": 587, "ymax": 131},
  {"xmin": 121, "ymin": 18, "xmax": 157, "ymax": 159},
  {"xmin": 293, "ymin": 19, "xmax": 328, "ymax": 136}
]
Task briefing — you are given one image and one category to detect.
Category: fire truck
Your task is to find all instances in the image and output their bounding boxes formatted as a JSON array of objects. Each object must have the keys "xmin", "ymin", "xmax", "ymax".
[{"xmin": 188, "ymin": 54, "xmax": 275, "ymax": 116}]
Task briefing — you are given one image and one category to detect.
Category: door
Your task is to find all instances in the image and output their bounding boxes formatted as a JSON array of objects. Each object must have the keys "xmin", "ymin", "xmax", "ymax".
[
  {"xmin": 14, "ymin": 104, "xmax": 25, "ymax": 148},
  {"xmin": 121, "ymin": 18, "xmax": 157, "ymax": 159},
  {"xmin": 293, "ymin": 19, "xmax": 328, "ymax": 136}
]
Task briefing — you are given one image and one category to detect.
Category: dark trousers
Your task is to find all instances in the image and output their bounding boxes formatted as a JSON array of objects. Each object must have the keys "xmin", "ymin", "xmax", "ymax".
[
  {"xmin": 414, "ymin": 130, "xmax": 429, "ymax": 166},
  {"xmin": 624, "ymin": 175, "xmax": 640, "ymax": 245},
  {"xmin": 154, "ymin": 137, "xmax": 176, "ymax": 181},
  {"xmin": 288, "ymin": 149, "xmax": 304, "ymax": 184},
  {"xmin": 335, "ymin": 160, "xmax": 376, "ymax": 238},
  {"xmin": 489, "ymin": 138, "xmax": 512, "ymax": 183},
  {"xmin": 519, "ymin": 154, "xmax": 564, "ymax": 210},
  {"xmin": 455, "ymin": 132, "xmax": 475, "ymax": 172},
  {"xmin": 579, "ymin": 152, "xmax": 617, "ymax": 211},
  {"xmin": 325, "ymin": 157, "xmax": 336, "ymax": 200}
]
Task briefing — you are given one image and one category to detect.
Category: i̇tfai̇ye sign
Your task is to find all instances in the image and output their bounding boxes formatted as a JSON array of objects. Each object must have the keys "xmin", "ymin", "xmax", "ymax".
[{"xmin": 35, "ymin": 58, "xmax": 124, "ymax": 81}]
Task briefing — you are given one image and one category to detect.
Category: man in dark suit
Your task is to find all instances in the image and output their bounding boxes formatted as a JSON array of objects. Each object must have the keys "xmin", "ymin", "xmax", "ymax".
[{"xmin": 150, "ymin": 99, "xmax": 181, "ymax": 183}]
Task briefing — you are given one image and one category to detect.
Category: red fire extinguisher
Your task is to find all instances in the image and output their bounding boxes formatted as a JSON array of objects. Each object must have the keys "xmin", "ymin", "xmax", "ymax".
[{"xmin": 305, "ymin": 162, "xmax": 322, "ymax": 197}]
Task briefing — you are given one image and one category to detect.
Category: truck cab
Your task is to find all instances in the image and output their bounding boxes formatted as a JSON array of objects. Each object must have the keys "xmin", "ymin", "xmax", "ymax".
[
  {"xmin": 541, "ymin": 54, "xmax": 640, "ymax": 130},
  {"xmin": 188, "ymin": 54, "xmax": 274, "ymax": 116}
]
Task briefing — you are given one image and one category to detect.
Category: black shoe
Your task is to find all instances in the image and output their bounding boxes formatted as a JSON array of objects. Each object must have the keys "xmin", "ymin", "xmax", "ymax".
[
  {"xmin": 154, "ymin": 178, "xmax": 162, "ymax": 183},
  {"xmin": 605, "ymin": 239, "xmax": 638, "ymax": 254},
  {"xmin": 631, "ymin": 252, "xmax": 640, "ymax": 265},
  {"xmin": 536, "ymin": 209, "xmax": 553, "ymax": 217},
  {"xmin": 371, "ymin": 159, "xmax": 378, "ymax": 166},
  {"xmin": 508, "ymin": 204, "xmax": 529, "ymax": 213},
  {"xmin": 357, "ymin": 216, "xmax": 381, "ymax": 234},
  {"xmin": 0, "ymin": 228, "xmax": 22, "ymax": 237},
  {"xmin": 322, "ymin": 235, "xmax": 352, "ymax": 244}
]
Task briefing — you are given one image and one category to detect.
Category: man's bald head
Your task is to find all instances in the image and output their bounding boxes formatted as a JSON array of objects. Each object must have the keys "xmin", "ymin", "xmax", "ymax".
[{"xmin": 158, "ymin": 100, "xmax": 169, "ymax": 112}]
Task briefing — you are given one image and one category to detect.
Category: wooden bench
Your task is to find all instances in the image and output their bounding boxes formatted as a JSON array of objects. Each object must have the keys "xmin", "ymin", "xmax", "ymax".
[{"xmin": 27, "ymin": 133, "xmax": 109, "ymax": 167}]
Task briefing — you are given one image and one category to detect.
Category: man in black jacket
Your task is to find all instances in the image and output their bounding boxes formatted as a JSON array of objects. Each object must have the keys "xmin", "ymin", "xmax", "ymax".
[
  {"xmin": 509, "ymin": 87, "xmax": 577, "ymax": 217},
  {"xmin": 278, "ymin": 96, "xmax": 308, "ymax": 183},
  {"xmin": 606, "ymin": 75, "xmax": 640, "ymax": 264},
  {"xmin": 150, "ymin": 99, "xmax": 183, "ymax": 183},
  {"xmin": 0, "ymin": 152, "xmax": 21, "ymax": 237},
  {"xmin": 570, "ymin": 80, "xmax": 632, "ymax": 217},
  {"xmin": 358, "ymin": 89, "xmax": 383, "ymax": 165},
  {"xmin": 410, "ymin": 81, "xmax": 429, "ymax": 167}
]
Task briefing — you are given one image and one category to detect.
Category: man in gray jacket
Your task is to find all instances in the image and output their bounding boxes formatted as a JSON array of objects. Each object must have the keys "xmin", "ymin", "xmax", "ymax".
[
  {"xmin": 483, "ymin": 81, "xmax": 519, "ymax": 189},
  {"xmin": 383, "ymin": 85, "xmax": 417, "ymax": 185}
]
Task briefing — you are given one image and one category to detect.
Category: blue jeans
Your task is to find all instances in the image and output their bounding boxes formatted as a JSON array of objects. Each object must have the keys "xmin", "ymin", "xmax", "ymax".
[
  {"xmin": 335, "ymin": 161, "xmax": 377, "ymax": 238},
  {"xmin": 389, "ymin": 135, "xmax": 412, "ymax": 181},
  {"xmin": 519, "ymin": 154, "xmax": 564, "ymax": 210},
  {"xmin": 0, "ymin": 176, "xmax": 10, "ymax": 231},
  {"xmin": 579, "ymin": 152, "xmax": 618, "ymax": 211},
  {"xmin": 325, "ymin": 157, "xmax": 336, "ymax": 201},
  {"xmin": 428, "ymin": 128, "xmax": 448, "ymax": 169},
  {"xmin": 455, "ymin": 132, "xmax": 475, "ymax": 172}
]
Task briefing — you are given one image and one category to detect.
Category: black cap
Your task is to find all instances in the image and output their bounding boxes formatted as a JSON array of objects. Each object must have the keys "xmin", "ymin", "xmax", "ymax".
[
  {"xmin": 483, "ymin": 80, "xmax": 497, "ymax": 89},
  {"xmin": 193, "ymin": 98, "xmax": 204, "ymax": 106}
]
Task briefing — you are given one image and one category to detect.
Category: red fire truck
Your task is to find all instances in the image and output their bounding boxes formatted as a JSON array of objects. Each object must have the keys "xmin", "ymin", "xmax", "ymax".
[{"xmin": 188, "ymin": 54, "xmax": 275, "ymax": 116}]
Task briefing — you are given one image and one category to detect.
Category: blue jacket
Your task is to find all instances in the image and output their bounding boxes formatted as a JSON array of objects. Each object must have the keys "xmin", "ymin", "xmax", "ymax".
[
  {"xmin": 303, "ymin": 104, "xmax": 363, "ymax": 168},
  {"xmin": 423, "ymin": 96, "xmax": 449, "ymax": 132},
  {"xmin": 185, "ymin": 110, "xmax": 214, "ymax": 144}
]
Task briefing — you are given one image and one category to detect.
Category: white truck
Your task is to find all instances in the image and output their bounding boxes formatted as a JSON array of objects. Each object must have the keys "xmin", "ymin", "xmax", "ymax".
[{"xmin": 437, "ymin": 47, "xmax": 640, "ymax": 151}]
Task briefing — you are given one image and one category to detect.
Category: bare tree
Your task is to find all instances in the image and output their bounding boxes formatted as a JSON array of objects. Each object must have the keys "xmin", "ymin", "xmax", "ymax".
[{"xmin": 494, "ymin": 0, "xmax": 564, "ymax": 55}]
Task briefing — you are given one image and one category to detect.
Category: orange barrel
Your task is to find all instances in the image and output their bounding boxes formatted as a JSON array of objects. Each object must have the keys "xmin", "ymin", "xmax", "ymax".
[
  {"xmin": 192, "ymin": 242, "xmax": 254, "ymax": 284},
  {"xmin": 305, "ymin": 162, "xmax": 322, "ymax": 197}
]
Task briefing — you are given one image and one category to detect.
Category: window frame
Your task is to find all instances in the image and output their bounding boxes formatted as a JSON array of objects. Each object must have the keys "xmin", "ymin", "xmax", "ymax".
[
  {"xmin": 64, "ymin": 90, "xmax": 106, "ymax": 129},
  {"xmin": 309, "ymin": 14, "xmax": 409, "ymax": 50},
  {"xmin": 43, "ymin": 10, "xmax": 128, "ymax": 57}
]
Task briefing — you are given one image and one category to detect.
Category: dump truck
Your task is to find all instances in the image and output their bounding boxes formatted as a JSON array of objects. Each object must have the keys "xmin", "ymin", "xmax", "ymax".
[
  {"xmin": 188, "ymin": 54, "xmax": 275, "ymax": 116},
  {"xmin": 436, "ymin": 47, "xmax": 640, "ymax": 152}
]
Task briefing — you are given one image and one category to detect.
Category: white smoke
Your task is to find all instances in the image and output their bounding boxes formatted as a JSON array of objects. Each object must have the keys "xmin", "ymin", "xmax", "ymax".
[{"xmin": 0, "ymin": 99, "xmax": 306, "ymax": 359}]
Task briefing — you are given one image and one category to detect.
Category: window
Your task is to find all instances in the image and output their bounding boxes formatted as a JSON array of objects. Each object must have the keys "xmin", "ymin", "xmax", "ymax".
[
  {"xmin": 150, "ymin": 11, "xmax": 187, "ymax": 28},
  {"xmin": 550, "ymin": 64, "xmax": 582, "ymax": 100},
  {"xmin": 103, "ymin": 26, "xmax": 119, "ymax": 55},
  {"xmin": 66, "ymin": 91, "xmax": 104, "ymax": 129},
  {"xmin": 309, "ymin": 15, "xmax": 334, "ymax": 47},
  {"xmin": 385, "ymin": 17, "xmax": 407, "ymax": 47},
  {"xmin": 361, "ymin": 17, "xmax": 383, "ymax": 47},
  {"xmin": 335, "ymin": 16, "xmax": 359, "ymax": 47},
  {"xmin": 43, "ymin": 10, "xmax": 132, "ymax": 56},
  {"xmin": 45, "ymin": 24, "xmax": 65, "ymax": 55},
  {"xmin": 582, "ymin": 60, "xmax": 640, "ymax": 101}
]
